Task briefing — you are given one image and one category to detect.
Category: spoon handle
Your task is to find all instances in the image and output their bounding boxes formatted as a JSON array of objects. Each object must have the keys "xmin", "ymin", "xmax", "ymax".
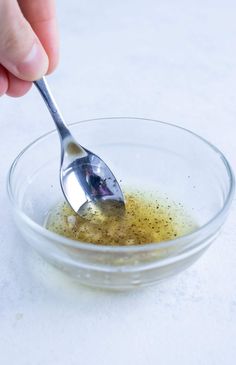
[{"xmin": 34, "ymin": 77, "xmax": 70, "ymax": 141}]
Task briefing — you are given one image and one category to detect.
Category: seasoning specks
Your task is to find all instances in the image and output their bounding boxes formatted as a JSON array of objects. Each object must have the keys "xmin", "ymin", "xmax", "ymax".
[{"xmin": 45, "ymin": 190, "xmax": 196, "ymax": 246}]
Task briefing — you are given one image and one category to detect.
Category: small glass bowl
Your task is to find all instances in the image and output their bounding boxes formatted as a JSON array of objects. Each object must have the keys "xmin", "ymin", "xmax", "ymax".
[{"xmin": 8, "ymin": 118, "xmax": 235, "ymax": 290}]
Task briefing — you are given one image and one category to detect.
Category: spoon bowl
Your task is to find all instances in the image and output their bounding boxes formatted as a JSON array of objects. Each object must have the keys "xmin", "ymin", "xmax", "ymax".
[{"xmin": 61, "ymin": 142, "xmax": 125, "ymax": 215}]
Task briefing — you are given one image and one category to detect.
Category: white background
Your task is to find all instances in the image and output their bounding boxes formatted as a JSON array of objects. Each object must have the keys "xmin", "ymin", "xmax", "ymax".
[{"xmin": 0, "ymin": 0, "xmax": 236, "ymax": 364}]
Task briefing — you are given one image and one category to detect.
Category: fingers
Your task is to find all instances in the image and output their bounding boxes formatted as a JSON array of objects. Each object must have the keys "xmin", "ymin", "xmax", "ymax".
[
  {"xmin": 18, "ymin": 0, "xmax": 59, "ymax": 74},
  {"xmin": 0, "ymin": 0, "xmax": 59, "ymax": 97},
  {"xmin": 6, "ymin": 72, "xmax": 32, "ymax": 97},
  {"xmin": 0, "ymin": 0, "xmax": 49, "ymax": 81},
  {"xmin": 0, "ymin": 65, "xmax": 32, "ymax": 97},
  {"xmin": 0, "ymin": 65, "xmax": 8, "ymax": 95}
]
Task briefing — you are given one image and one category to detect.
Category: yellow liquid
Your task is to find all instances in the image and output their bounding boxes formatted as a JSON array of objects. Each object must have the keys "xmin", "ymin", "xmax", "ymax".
[{"xmin": 45, "ymin": 190, "xmax": 196, "ymax": 246}]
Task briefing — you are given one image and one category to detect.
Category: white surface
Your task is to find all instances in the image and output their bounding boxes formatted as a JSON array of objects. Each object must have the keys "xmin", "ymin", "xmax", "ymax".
[{"xmin": 0, "ymin": 0, "xmax": 236, "ymax": 364}]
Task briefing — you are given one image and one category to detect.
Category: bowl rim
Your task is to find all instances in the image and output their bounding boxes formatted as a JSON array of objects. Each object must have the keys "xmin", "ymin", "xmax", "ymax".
[{"xmin": 7, "ymin": 117, "xmax": 235, "ymax": 253}]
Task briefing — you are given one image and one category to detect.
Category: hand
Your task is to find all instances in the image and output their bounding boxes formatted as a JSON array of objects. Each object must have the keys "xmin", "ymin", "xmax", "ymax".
[{"xmin": 0, "ymin": 0, "xmax": 59, "ymax": 97}]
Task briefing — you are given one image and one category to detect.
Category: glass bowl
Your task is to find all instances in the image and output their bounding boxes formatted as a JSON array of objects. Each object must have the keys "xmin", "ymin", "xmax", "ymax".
[{"xmin": 7, "ymin": 118, "xmax": 235, "ymax": 290}]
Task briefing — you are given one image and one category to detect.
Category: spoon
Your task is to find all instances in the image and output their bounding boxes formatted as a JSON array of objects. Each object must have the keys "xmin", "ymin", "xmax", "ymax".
[{"xmin": 34, "ymin": 77, "xmax": 125, "ymax": 216}]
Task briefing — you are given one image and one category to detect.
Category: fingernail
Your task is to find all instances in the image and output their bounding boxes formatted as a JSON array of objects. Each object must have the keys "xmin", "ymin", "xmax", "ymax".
[{"xmin": 17, "ymin": 42, "xmax": 49, "ymax": 81}]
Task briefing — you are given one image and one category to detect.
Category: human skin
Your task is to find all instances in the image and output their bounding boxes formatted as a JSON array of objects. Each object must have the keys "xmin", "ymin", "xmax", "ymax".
[{"xmin": 0, "ymin": 0, "xmax": 59, "ymax": 97}]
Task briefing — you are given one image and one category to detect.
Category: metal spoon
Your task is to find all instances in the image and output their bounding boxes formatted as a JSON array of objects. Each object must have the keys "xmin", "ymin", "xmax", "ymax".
[{"xmin": 34, "ymin": 77, "xmax": 125, "ymax": 216}]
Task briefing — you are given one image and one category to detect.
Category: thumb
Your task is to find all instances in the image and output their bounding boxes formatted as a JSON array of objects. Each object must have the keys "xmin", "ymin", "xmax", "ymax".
[{"xmin": 0, "ymin": 0, "xmax": 49, "ymax": 81}]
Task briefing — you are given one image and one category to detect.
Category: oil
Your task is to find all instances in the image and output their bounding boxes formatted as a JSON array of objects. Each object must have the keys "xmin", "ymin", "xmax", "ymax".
[{"xmin": 45, "ymin": 190, "xmax": 196, "ymax": 246}]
